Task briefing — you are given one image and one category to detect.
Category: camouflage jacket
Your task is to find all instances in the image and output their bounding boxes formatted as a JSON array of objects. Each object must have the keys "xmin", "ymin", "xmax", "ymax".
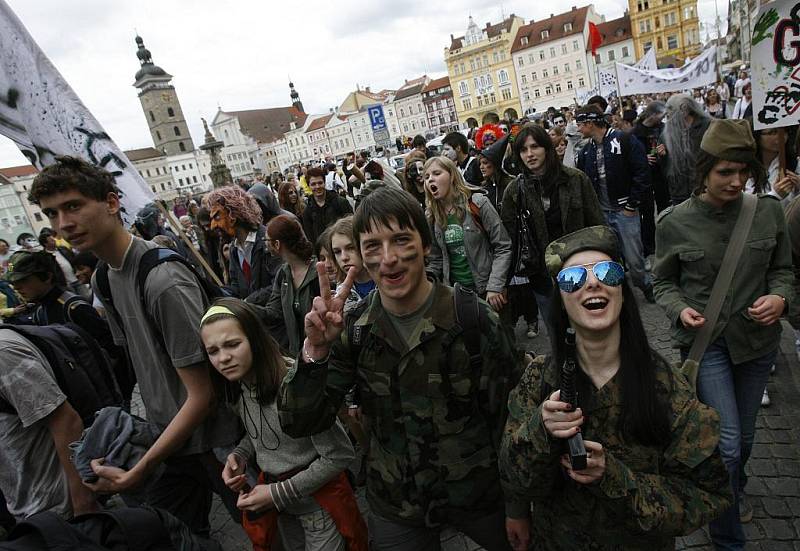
[
  {"xmin": 499, "ymin": 354, "xmax": 732, "ymax": 550},
  {"xmin": 278, "ymin": 282, "xmax": 527, "ymax": 526}
]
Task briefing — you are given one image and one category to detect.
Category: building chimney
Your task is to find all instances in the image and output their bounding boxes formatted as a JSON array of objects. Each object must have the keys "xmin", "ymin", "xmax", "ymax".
[
  {"xmin": 572, "ymin": 5, "xmax": 577, "ymax": 10},
  {"xmin": 450, "ymin": 33, "xmax": 454, "ymax": 41}
]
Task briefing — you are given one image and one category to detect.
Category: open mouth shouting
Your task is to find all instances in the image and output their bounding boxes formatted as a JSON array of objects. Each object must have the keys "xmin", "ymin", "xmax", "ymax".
[
  {"xmin": 381, "ymin": 269, "xmax": 406, "ymax": 287},
  {"xmin": 582, "ymin": 297, "xmax": 609, "ymax": 311}
]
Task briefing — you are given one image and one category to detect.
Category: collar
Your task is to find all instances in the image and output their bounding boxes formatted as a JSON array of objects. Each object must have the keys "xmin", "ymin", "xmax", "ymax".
[
  {"xmin": 237, "ymin": 231, "xmax": 257, "ymax": 247},
  {"xmin": 110, "ymin": 234, "xmax": 135, "ymax": 272},
  {"xmin": 354, "ymin": 280, "xmax": 456, "ymax": 332}
]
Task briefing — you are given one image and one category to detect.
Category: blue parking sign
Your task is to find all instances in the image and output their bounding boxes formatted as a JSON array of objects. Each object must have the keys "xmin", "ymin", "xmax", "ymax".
[{"xmin": 368, "ymin": 105, "xmax": 386, "ymax": 131}]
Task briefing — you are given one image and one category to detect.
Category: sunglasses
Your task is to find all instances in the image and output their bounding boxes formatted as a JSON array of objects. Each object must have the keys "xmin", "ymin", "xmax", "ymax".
[{"xmin": 557, "ymin": 260, "xmax": 625, "ymax": 293}]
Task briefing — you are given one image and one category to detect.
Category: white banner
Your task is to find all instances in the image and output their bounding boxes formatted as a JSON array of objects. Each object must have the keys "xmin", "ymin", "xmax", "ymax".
[
  {"xmin": 0, "ymin": 0, "xmax": 153, "ymax": 226},
  {"xmin": 751, "ymin": 0, "xmax": 800, "ymax": 130},
  {"xmin": 633, "ymin": 48, "xmax": 657, "ymax": 71},
  {"xmin": 599, "ymin": 69, "xmax": 617, "ymax": 97},
  {"xmin": 615, "ymin": 47, "xmax": 717, "ymax": 96}
]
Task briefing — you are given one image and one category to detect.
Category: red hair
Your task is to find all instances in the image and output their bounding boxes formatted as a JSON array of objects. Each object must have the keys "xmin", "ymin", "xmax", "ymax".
[{"xmin": 266, "ymin": 214, "xmax": 313, "ymax": 261}]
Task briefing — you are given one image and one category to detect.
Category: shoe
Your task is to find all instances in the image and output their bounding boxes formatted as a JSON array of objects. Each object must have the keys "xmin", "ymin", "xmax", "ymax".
[
  {"xmin": 643, "ymin": 286, "xmax": 656, "ymax": 304},
  {"xmin": 526, "ymin": 322, "xmax": 539, "ymax": 339},
  {"xmin": 761, "ymin": 388, "xmax": 771, "ymax": 407},
  {"xmin": 739, "ymin": 493, "xmax": 753, "ymax": 524}
]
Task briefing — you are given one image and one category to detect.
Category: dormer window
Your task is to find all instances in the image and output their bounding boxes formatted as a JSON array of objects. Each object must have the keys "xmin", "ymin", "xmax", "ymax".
[
  {"xmin": 564, "ymin": 22, "xmax": 573, "ymax": 32},
  {"xmin": 541, "ymin": 30, "xmax": 549, "ymax": 39},
  {"xmin": 521, "ymin": 36, "xmax": 529, "ymax": 45}
]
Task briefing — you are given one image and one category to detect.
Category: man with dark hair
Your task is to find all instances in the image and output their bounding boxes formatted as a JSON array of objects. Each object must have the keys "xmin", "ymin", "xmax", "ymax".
[
  {"xmin": 280, "ymin": 186, "xmax": 530, "ymax": 551},
  {"xmin": 576, "ymin": 105, "xmax": 655, "ymax": 302},
  {"xmin": 28, "ymin": 156, "xmax": 241, "ymax": 535},
  {"xmin": 302, "ymin": 166, "xmax": 352, "ymax": 244},
  {"xmin": 442, "ymin": 131, "xmax": 481, "ymax": 185},
  {"xmin": 411, "ymin": 134, "xmax": 434, "ymax": 159},
  {"xmin": 38, "ymin": 228, "xmax": 81, "ymax": 295}
]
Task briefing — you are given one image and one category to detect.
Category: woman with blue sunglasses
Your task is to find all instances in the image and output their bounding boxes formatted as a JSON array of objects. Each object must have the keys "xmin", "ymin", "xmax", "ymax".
[{"xmin": 500, "ymin": 225, "xmax": 731, "ymax": 550}]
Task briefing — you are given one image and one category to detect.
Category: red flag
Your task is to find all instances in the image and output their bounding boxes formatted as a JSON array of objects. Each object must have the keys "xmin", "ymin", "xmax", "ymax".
[{"xmin": 588, "ymin": 22, "xmax": 603, "ymax": 56}]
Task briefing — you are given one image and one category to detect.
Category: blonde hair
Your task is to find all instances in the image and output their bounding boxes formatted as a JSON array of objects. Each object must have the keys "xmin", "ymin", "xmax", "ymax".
[{"xmin": 423, "ymin": 156, "xmax": 477, "ymax": 230}]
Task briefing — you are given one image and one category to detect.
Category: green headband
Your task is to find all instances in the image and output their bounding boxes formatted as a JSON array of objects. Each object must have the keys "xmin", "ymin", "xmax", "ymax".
[{"xmin": 200, "ymin": 305, "xmax": 236, "ymax": 326}]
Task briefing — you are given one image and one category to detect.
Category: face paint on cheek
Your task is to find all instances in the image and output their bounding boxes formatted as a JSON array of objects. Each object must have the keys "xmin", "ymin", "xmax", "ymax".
[{"xmin": 398, "ymin": 250, "xmax": 420, "ymax": 263}]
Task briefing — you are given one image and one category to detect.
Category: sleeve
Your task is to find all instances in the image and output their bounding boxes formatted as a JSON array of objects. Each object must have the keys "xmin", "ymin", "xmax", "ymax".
[
  {"xmin": 228, "ymin": 250, "xmax": 245, "ymax": 299},
  {"xmin": 586, "ymin": 377, "xmax": 733, "ymax": 536},
  {"xmin": 626, "ymin": 134, "xmax": 651, "ymax": 208},
  {"xmin": 479, "ymin": 197, "xmax": 512, "ymax": 292},
  {"xmin": 0, "ymin": 339, "xmax": 66, "ymax": 428},
  {"xmin": 766, "ymin": 200, "xmax": 795, "ymax": 303},
  {"xmin": 500, "ymin": 178, "xmax": 518, "ymax": 236},
  {"xmin": 577, "ymin": 170, "xmax": 606, "ymax": 227},
  {"xmin": 499, "ymin": 356, "xmax": 562, "ymax": 509},
  {"xmin": 147, "ymin": 266, "xmax": 208, "ymax": 368},
  {"xmin": 339, "ymin": 196, "xmax": 353, "ymax": 216},
  {"xmin": 269, "ymin": 419, "xmax": 355, "ymax": 511},
  {"xmin": 426, "ymin": 220, "xmax": 444, "ymax": 282},
  {"xmin": 652, "ymin": 216, "xmax": 691, "ymax": 327},
  {"xmin": 575, "ymin": 146, "xmax": 586, "ymax": 172},
  {"xmin": 233, "ymin": 431, "xmax": 255, "ymax": 464},
  {"xmin": 258, "ymin": 269, "xmax": 285, "ymax": 323},
  {"xmin": 278, "ymin": 333, "xmax": 356, "ymax": 438}
]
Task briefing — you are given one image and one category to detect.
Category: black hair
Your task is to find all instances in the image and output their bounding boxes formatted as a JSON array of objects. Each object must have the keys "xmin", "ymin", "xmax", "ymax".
[
  {"xmin": 587, "ymin": 95, "xmax": 609, "ymax": 111},
  {"xmin": 200, "ymin": 297, "xmax": 286, "ymax": 406},
  {"xmin": 412, "ymin": 135, "xmax": 427, "ymax": 148},
  {"xmin": 29, "ymin": 155, "xmax": 118, "ymax": 205},
  {"xmin": 16, "ymin": 233, "xmax": 35, "ymax": 246},
  {"xmin": 755, "ymin": 126, "xmax": 799, "ymax": 174},
  {"xmin": 17, "ymin": 251, "xmax": 67, "ymax": 289},
  {"xmin": 72, "ymin": 251, "xmax": 99, "ymax": 271},
  {"xmin": 0, "ymin": 239, "xmax": 8, "ymax": 247},
  {"xmin": 512, "ymin": 124, "xmax": 562, "ymax": 178},
  {"xmin": 442, "ymin": 132, "xmax": 469, "ymax": 155},
  {"xmin": 550, "ymin": 280, "xmax": 672, "ymax": 447},
  {"xmin": 694, "ymin": 149, "xmax": 768, "ymax": 194},
  {"xmin": 353, "ymin": 186, "xmax": 432, "ymax": 251}
]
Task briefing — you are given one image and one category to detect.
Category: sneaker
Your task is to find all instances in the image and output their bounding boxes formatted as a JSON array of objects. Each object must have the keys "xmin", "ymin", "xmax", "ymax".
[
  {"xmin": 739, "ymin": 493, "xmax": 753, "ymax": 524},
  {"xmin": 761, "ymin": 388, "xmax": 771, "ymax": 407},
  {"xmin": 526, "ymin": 322, "xmax": 539, "ymax": 339},
  {"xmin": 642, "ymin": 286, "xmax": 656, "ymax": 304}
]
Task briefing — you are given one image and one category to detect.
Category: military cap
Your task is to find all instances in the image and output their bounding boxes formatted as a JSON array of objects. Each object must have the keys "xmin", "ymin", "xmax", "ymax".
[
  {"xmin": 545, "ymin": 225, "xmax": 620, "ymax": 277},
  {"xmin": 700, "ymin": 119, "xmax": 756, "ymax": 162},
  {"xmin": 5, "ymin": 251, "xmax": 56, "ymax": 283}
]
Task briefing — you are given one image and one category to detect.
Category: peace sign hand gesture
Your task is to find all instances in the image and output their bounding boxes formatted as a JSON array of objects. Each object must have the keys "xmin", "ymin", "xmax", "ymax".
[{"xmin": 303, "ymin": 262, "xmax": 357, "ymax": 362}]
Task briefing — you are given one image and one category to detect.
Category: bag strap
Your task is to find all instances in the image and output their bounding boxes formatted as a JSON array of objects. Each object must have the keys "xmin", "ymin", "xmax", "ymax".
[
  {"xmin": 684, "ymin": 193, "xmax": 758, "ymax": 381},
  {"xmin": 453, "ymin": 283, "xmax": 483, "ymax": 372}
]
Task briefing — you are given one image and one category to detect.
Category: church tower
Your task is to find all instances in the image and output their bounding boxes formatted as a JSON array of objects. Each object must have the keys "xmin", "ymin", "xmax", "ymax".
[
  {"xmin": 133, "ymin": 35, "xmax": 195, "ymax": 155},
  {"xmin": 289, "ymin": 81, "xmax": 304, "ymax": 113}
]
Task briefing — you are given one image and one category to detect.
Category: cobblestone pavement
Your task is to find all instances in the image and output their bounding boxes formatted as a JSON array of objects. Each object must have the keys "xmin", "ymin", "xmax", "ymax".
[{"xmin": 197, "ymin": 294, "xmax": 799, "ymax": 550}]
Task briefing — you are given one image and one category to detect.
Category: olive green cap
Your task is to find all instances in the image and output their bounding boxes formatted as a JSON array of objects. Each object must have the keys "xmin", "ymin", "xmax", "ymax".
[
  {"xmin": 545, "ymin": 225, "xmax": 620, "ymax": 276},
  {"xmin": 700, "ymin": 119, "xmax": 756, "ymax": 162}
]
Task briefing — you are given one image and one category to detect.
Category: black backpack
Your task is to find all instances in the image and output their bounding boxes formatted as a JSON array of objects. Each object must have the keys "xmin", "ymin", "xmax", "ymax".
[{"xmin": 0, "ymin": 324, "xmax": 123, "ymax": 426}]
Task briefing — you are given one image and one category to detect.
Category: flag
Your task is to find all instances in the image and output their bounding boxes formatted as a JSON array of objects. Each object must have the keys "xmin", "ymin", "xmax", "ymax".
[
  {"xmin": 588, "ymin": 22, "xmax": 603, "ymax": 56},
  {"xmin": 615, "ymin": 47, "xmax": 717, "ymax": 96},
  {"xmin": 599, "ymin": 69, "xmax": 617, "ymax": 97},
  {"xmin": 633, "ymin": 48, "xmax": 657, "ymax": 71},
  {"xmin": 0, "ymin": 0, "xmax": 153, "ymax": 226}
]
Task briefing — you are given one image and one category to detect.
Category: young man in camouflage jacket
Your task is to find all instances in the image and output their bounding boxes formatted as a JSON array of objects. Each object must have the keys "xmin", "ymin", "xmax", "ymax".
[{"xmin": 279, "ymin": 186, "xmax": 529, "ymax": 551}]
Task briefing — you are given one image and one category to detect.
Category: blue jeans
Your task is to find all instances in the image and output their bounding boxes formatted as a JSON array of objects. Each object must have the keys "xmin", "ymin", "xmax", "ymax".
[
  {"xmin": 684, "ymin": 338, "xmax": 774, "ymax": 550},
  {"xmin": 605, "ymin": 210, "xmax": 651, "ymax": 290}
]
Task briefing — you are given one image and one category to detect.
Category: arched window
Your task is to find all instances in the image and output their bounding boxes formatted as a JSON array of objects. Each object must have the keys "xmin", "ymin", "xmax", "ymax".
[
  {"xmin": 149, "ymin": 111, "xmax": 155, "ymax": 122},
  {"xmin": 167, "ymin": 107, "xmax": 175, "ymax": 117},
  {"xmin": 173, "ymin": 126, "xmax": 181, "ymax": 136},
  {"xmin": 179, "ymin": 142, "xmax": 186, "ymax": 152}
]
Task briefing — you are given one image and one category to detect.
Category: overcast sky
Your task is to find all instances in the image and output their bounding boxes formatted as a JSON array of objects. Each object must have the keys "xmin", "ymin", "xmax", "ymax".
[{"xmin": 0, "ymin": 0, "xmax": 726, "ymax": 168}]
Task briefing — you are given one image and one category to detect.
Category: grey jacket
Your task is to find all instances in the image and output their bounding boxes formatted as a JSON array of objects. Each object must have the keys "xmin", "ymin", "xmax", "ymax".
[{"xmin": 428, "ymin": 192, "xmax": 512, "ymax": 295}]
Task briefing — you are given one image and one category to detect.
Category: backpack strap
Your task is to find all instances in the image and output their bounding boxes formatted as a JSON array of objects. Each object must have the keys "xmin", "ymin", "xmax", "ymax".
[
  {"xmin": 468, "ymin": 197, "xmax": 487, "ymax": 238},
  {"xmin": 60, "ymin": 292, "xmax": 91, "ymax": 324},
  {"xmin": 453, "ymin": 283, "xmax": 483, "ymax": 373}
]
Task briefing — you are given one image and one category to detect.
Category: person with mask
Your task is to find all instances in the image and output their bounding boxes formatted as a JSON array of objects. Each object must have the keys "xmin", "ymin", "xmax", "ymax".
[
  {"xmin": 661, "ymin": 94, "xmax": 711, "ymax": 205},
  {"xmin": 402, "ymin": 150, "xmax": 427, "ymax": 207}
]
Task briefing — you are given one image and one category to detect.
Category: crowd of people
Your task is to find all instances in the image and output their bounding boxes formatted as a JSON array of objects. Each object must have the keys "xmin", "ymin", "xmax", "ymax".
[{"xmin": 0, "ymin": 70, "xmax": 798, "ymax": 551}]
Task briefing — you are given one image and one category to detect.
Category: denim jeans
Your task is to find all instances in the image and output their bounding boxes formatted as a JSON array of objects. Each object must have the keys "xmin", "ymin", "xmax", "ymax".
[
  {"xmin": 605, "ymin": 209, "xmax": 651, "ymax": 290},
  {"xmin": 684, "ymin": 338, "xmax": 774, "ymax": 550}
]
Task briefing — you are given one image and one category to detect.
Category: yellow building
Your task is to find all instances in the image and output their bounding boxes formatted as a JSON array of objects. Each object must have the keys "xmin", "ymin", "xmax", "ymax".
[
  {"xmin": 629, "ymin": 0, "xmax": 701, "ymax": 66},
  {"xmin": 445, "ymin": 15, "xmax": 525, "ymax": 128}
]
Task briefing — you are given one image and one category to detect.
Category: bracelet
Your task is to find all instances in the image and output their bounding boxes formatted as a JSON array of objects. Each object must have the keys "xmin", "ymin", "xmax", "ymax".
[{"xmin": 303, "ymin": 343, "xmax": 329, "ymax": 365}]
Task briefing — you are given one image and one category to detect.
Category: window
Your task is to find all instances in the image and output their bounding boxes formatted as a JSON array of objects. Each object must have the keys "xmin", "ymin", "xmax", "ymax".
[
  {"xmin": 541, "ymin": 30, "xmax": 549, "ymax": 39},
  {"xmin": 567, "ymin": 80, "xmax": 574, "ymax": 90},
  {"xmin": 156, "ymin": 130, "xmax": 161, "ymax": 140},
  {"xmin": 639, "ymin": 19, "xmax": 652, "ymax": 33},
  {"xmin": 179, "ymin": 142, "xmax": 186, "ymax": 152},
  {"xmin": 34, "ymin": 212, "xmax": 43, "ymax": 222},
  {"xmin": 460, "ymin": 63, "xmax": 465, "ymax": 73},
  {"xmin": 146, "ymin": 169, "xmax": 151, "ymax": 177},
  {"xmin": 608, "ymin": 50, "xmax": 616, "ymax": 61},
  {"xmin": 493, "ymin": 51, "xmax": 499, "ymax": 63},
  {"xmin": 532, "ymin": 71, "xmax": 537, "ymax": 80},
  {"xmin": 149, "ymin": 111, "xmax": 155, "ymax": 122},
  {"xmin": 578, "ymin": 77, "xmax": 585, "ymax": 87},
  {"xmin": 193, "ymin": 176, "xmax": 198, "ymax": 183},
  {"xmin": 523, "ymin": 91, "xmax": 530, "ymax": 101},
  {"xmin": 518, "ymin": 57, "xmax": 524, "ymax": 67},
  {"xmin": 553, "ymin": 66, "xmax": 559, "ymax": 75},
  {"xmin": 182, "ymin": 164, "xmax": 186, "ymax": 170},
  {"xmin": 564, "ymin": 62, "xmax": 571, "ymax": 72},
  {"xmin": 573, "ymin": 40, "xmax": 579, "ymax": 51},
  {"xmin": 462, "ymin": 99, "xmax": 472, "ymax": 110},
  {"xmin": 564, "ymin": 23, "xmax": 573, "ymax": 33},
  {"xmin": 555, "ymin": 83, "xmax": 562, "ymax": 93},
  {"xmin": 528, "ymin": 53, "xmax": 535, "ymax": 64},
  {"xmin": 683, "ymin": 6, "xmax": 695, "ymax": 19},
  {"xmin": 643, "ymin": 40, "xmax": 653, "ymax": 51},
  {"xmin": 665, "ymin": 11, "xmax": 677, "ymax": 25},
  {"xmin": 151, "ymin": 186, "xmax": 156, "ymax": 193},
  {"xmin": 545, "ymin": 85, "xmax": 553, "ymax": 95},
  {"xmin": 501, "ymin": 88, "xmax": 512, "ymax": 100},
  {"xmin": 167, "ymin": 107, "xmax": 175, "ymax": 117},
  {"xmin": 160, "ymin": 183, "xmax": 166, "ymax": 191},
  {"xmin": 543, "ymin": 69, "xmax": 549, "ymax": 78},
  {"xmin": 459, "ymin": 81, "xmax": 468, "ymax": 96},
  {"xmin": 489, "ymin": 92, "xmax": 496, "ymax": 103},
  {"xmin": 173, "ymin": 126, "xmax": 181, "ymax": 136},
  {"xmin": 576, "ymin": 59, "xmax": 582, "ymax": 69},
  {"xmin": 657, "ymin": 37, "xmax": 663, "ymax": 49},
  {"xmin": 470, "ymin": 59, "xmax": 475, "ymax": 71},
  {"xmin": 562, "ymin": 44, "xmax": 568, "ymax": 55},
  {"xmin": 521, "ymin": 74, "xmax": 527, "ymax": 84},
  {"xmin": 178, "ymin": 178, "xmax": 184, "ymax": 185},
  {"xmin": 483, "ymin": 55, "xmax": 489, "ymax": 67},
  {"xmin": 595, "ymin": 54, "xmax": 601, "ymax": 64},
  {"xmin": 549, "ymin": 47, "xmax": 556, "ymax": 57},
  {"xmin": 667, "ymin": 35, "xmax": 678, "ymax": 49},
  {"xmin": 498, "ymin": 69, "xmax": 509, "ymax": 84},
  {"xmin": 539, "ymin": 50, "xmax": 545, "ymax": 60},
  {"xmin": 622, "ymin": 46, "xmax": 630, "ymax": 57}
]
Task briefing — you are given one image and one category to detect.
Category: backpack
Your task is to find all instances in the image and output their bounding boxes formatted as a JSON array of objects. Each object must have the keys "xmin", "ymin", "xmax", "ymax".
[
  {"xmin": 32, "ymin": 291, "xmax": 91, "ymax": 326},
  {"xmin": 0, "ymin": 324, "xmax": 123, "ymax": 427},
  {"xmin": 94, "ymin": 247, "xmax": 233, "ymax": 352}
]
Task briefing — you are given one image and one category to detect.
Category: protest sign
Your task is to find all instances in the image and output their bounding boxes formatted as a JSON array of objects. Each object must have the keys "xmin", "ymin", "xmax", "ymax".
[
  {"xmin": 615, "ymin": 47, "xmax": 717, "ymax": 95},
  {"xmin": 633, "ymin": 48, "xmax": 658, "ymax": 71}
]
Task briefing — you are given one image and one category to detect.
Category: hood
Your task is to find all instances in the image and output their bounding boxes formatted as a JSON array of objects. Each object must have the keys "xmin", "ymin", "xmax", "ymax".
[
  {"xmin": 248, "ymin": 183, "xmax": 282, "ymax": 217},
  {"xmin": 479, "ymin": 134, "xmax": 508, "ymax": 169}
]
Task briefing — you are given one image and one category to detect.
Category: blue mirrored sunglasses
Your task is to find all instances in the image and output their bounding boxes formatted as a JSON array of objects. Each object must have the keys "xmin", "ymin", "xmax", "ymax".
[{"xmin": 556, "ymin": 260, "xmax": 625, "ymax": 293}]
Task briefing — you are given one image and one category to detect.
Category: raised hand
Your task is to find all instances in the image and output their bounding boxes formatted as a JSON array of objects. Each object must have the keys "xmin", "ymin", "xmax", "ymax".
[{"xmin": 303, "ymin": 262, "xmax": 357, "ymax": 360}]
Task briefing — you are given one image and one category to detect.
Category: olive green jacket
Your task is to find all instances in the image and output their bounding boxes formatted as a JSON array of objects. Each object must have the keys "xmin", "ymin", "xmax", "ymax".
[
  {"xmin": 653, "ymin": 193, "xmax": 794, "ymax": 364},
  {"xmin": 258, "ymin": 261, "xmax": 319, "ymax": 357},
  {"xmin": 278, "ymin": 282, "xmax": 527, "ymax": 526},
  {"xmin": 500, "ymin": 354, "xmax": 732, "ymax": 550}
]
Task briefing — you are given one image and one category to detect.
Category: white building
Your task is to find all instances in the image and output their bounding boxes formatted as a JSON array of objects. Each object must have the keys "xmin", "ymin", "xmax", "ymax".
[
  {"xmin": 511, "ymin": 5, "xmax": 604, "ymax": 115},
  {"xmin": 0, "ymin": 170, "xmax": 39, "ymax": 242},
  {"xmin": 594, "ymin": 15, "xmax": 635, "ymax": 72},
  {"xmin": 306, "ymin": 114, "xmax": 334, "ymax": 161},
  {"xmin": 327, "ymin": 114, "xmax": 355, "ymax": 158},
  {"xmin": 0, "ymin": 166, "xmax": 47, "ymax": 235},
  {"xmin": 166, "ymin": 151, "xmax": 211, "ymax": 195},
  {"xmin": 347, "ymin": 110, "xmax": 378, "ymax": 152},
  {"xmin": 393, "ymin": 76, "xmax": 432, "ymax": 139}
]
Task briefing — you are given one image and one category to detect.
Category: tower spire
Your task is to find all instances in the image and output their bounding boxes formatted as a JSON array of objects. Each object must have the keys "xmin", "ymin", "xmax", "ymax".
[{"xmin": 289, "ymin": 81, "xmax": 304, "ymax": 113}]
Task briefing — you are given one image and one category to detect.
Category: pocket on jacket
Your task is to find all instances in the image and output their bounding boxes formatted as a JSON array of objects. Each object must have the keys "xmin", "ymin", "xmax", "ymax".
[
  {"xmin": 743, "ymin": 315, "xmax": 782, "ymax": 352},
  {"xmin": 678, "ymin": 249, "xmax": 711, "ymax": 281},
  {"xmin": 428, "ymin": 372, "xmax": 472, "ymax": 436},
  {"xmin": 748, "ymin": 237, "xmax": 776, "ymax": 266}
]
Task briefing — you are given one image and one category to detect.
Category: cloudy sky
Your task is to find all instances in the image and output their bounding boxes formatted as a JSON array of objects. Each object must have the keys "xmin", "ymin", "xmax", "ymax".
[{"xmin": 0, "ymin": 0, "xmax": 726, "ymax": 167}]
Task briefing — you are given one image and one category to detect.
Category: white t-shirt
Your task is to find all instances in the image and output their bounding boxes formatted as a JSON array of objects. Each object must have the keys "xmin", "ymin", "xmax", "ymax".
[{"xmin": 0, "ymin": 329, "xmax": 71, "ymax": 520}]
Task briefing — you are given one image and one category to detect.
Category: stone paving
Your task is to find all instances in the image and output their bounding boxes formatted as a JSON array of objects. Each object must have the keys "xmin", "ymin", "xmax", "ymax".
[{"xmin": 200, "ymin": 294, "xmax": 800, "ymax": 550}]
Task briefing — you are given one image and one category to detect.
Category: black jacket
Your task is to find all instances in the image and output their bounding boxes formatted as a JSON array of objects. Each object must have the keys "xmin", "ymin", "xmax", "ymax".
[
  {"xmin": 301, "ymin": 190, "xmax": 353, "ymax": 244},
  {"xmin": 228, "ymin": 224, "xmax": 282, "ymax": 305}
]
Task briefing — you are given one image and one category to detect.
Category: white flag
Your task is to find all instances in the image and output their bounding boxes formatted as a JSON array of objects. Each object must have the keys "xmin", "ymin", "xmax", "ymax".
[
  {"xmin": 599, "ymin": 70, "xmax": 617, "ymax": 97},
  {"xmin": 615, "ymin": 47, "xmax": 717, "ymax": 96},
  {"xmin": 633, "ymin": 48, "xmax": 657, "ymax": 71},
  {"xmin": 0, "ymin": 0, "xmax": 153, "ymax": 226}
]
